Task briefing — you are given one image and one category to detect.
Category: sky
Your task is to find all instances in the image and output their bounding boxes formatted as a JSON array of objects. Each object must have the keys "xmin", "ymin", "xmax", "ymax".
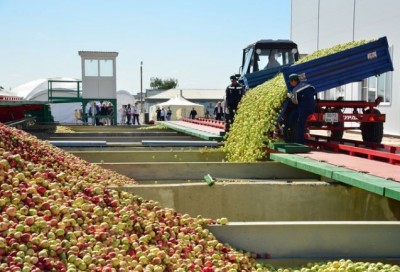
[{"xmin": 0, "ymin": 0, "xmax": 291, "ymax": 95}]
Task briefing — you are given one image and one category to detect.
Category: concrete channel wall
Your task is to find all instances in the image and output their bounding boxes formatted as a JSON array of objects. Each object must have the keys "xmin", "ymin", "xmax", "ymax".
[
  {"xmin": 72, "ymin": 150, "xmax": 226, "ymax": 163},
  {"xmin": 207, "ymin": 222, "xmax": 400, "ymax": 264},
  {"xmin": 51, "ymin": 127, "xmax": 400, "ymax": 265},
  {"xmin": 114, "ymin": 182, "xmax": 400, "ymax": 221},
  {"xmin": 99, "ymin": 161, "xmax": 319, "ymax": 181},
  {"xmin": 95, "ymin": 156, "xmax": 400, "ymax": 221}
]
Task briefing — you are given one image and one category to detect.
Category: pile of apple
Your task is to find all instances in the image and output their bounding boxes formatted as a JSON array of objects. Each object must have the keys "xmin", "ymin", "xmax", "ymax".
[
  {"xmin": 2, "ymin": 123, "xmax": 398, "ymax": 272},
  {"xmin": 0, "ymin": 123, "xmax": 264, "ymax": 271},
  {"xmin": 224, "ymin": 39, "xmax": 371, "ymax": 162}
]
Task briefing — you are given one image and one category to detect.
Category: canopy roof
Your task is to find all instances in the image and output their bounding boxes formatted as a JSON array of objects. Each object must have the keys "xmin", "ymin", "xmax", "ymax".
[
  {"xmin": 158, "ymin": 95, "xmax": 203, "ymax": 107},
  {"xmin": 149, "ymin": 95, "xmax": 204, "ymax": 121},
  {"xmin": 146, "ymin": 88, "xmax": 224, "ymax": 101}
]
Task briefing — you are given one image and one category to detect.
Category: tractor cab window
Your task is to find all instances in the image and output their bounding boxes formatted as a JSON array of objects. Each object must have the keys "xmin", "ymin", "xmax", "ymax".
[
  {"xmin": 254, "ymin": 47, "xmax": 297, "ymax": 71},
  {"xmin": 242, "ymin": 47, "xmax": 255, "ymax": 74},
  {"xmin": 241, "ymin": 43, "xmax": 298, "ymax": 75},
  {"xmin": 256, "ymin": 49, "xmax": 281, "ymax": 70}
]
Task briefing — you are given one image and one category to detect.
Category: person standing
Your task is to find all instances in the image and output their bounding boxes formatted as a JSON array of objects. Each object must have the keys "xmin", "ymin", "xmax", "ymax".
[
  {"xmin": 132, "ymin": 103, "xmax": 140, "ymax": 125},
  {"xmin": 160, "ymin": 107, "xmax": 166, "ymax": 121},
  {"xmin": 166, "ymin": 107, "xmax": 172, "ymax": 121},
  {"xmin": 214, "ymin": 102, "xmax": 224, "ymax": 120},
  {"xmin": 221, "ymin": 96, "xmax": 227, "ymax": 121},
  {"xmin": 287, "ymin": 73, "xmax": 316, "ymax": 144},
  {"xmin": 225, "ymin": 75, "xmax": 245, "ymax": 131},
  {"xmin": 79, "ymin": 108, "xmax": 85, "ymax": 124},
  {"xmin": 107, "ymin": 102, "xmax": 113, "ymax": 125},
  {"xmin": 125, "ymin": 104, "xmax": 132, "ymax": 125},
  {"xmin": 94, "ymin": 102, "xmax": 101, "ymax": 126},
  {"xmin": 120, "ymin": 105, "xmax": 127, "ymax": 125},
  {"xmin": 205, "ymin": 109, "xmax": 210, "ymax": 119},
  {"xmin": 189, "ymin": 107, "xmax": 197, "ymax": 119},
  {"xmin": 74, "ymin": 109, "xmax": 80, "ymax": 124},
  {"xmin": 100, "ymin": 102, "xmax": 108, "ymax": 125},
  {"xmin": 156, "ymin": 107, "xmax": 161, "ymax": 121}
]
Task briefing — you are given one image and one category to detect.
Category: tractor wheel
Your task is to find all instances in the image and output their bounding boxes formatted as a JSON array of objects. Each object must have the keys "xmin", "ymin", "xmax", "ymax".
[{"xmin": 361, "ymin": 109, "xmax": 384, "ymax": 143}]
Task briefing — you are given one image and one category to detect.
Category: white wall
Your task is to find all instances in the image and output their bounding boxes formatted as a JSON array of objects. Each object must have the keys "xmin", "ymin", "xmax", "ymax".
[
  {"xmin": 353, "ymin": 0, "xmax": 400, "ymax": 136},
  {"xmin": 291, "ymin": 0, "xmax": 319, "ymax": 54},
  {"xmin": 291, "ymin": 0, "xmax": 400, "ymax": 136}
]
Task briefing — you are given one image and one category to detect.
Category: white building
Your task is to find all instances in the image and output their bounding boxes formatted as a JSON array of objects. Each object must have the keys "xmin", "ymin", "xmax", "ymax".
[{"xmin": 291, "ymin": 0, "xmax": 400, "ymax": 136}]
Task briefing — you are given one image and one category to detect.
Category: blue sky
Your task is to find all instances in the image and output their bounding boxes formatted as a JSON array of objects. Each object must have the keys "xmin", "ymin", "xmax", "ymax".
[{"xmin": 0, "ymin": 0, "xmax": 291, "ymax": 94}]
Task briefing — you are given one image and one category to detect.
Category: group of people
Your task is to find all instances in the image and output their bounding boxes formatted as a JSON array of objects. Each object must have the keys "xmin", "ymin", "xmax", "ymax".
[
  {"xmin": 182, "ymin": 75, "xmax": 244, "ymax": 127},
  {"xmin": 83, "ymin": 101, "xmax": 115, "ymax": 126},
  {"xmin": 120, "ymin": 103, "xmax": 141, "ymax": 125},
  {"xmin": 156, "ymin": 106, "xmax": 172, "ymax": 121},
  {"xmin": 190, "ymin": 104, "xmax": 223, "ymax": 120}
]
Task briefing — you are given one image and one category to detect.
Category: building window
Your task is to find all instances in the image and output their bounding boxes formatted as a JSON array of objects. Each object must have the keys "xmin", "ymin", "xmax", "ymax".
[
  {"xmin": 362, "ymin": 72, "xmax": 392, "ymax": 104},
  {"xmin": 100, "ymin": 60, "xmax": 113, "ymax": 77},
  {"xmin": 84, "ymin": 60, "xmax": 98, "ymax": 76},
  {"xmin": 84, "ymin": 59, "xmax": 114, "ymax": 77},
  {"xmin": 324, "ymin": 86, "xmax": 345, "ymax": 100},
  {"xmin": 361, "ymin": 46, "xmax": 393, "ymax": 105}
]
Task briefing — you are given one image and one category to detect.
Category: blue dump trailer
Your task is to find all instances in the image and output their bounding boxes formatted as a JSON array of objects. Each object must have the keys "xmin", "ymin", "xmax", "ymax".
[
  {"xmin": 282, "ymin": 37, "xmax": 393, "ymax": 94},
  {"xmin": 276, "ymin": 36, "xmax": 394, "ymax": 143}
]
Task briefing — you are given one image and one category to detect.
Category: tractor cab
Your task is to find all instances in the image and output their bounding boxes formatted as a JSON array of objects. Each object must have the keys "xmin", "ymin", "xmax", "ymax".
[{"xmin": 239, "ymin": 40, "xmax": 299, "ymax": 89}]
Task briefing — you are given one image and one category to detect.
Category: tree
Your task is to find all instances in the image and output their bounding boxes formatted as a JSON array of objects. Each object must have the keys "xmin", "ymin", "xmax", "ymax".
[{"xmin": 150, "ymin": 77, "xmax": 178, "ymax": 89}]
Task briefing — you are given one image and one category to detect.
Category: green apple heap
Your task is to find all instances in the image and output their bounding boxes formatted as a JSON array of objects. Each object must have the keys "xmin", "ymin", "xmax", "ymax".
[
  {"xmin": 0, "ymin": 123, "xmax": 262, "ymax": 272},
  {"xmin": 224, "ymin": 39, "xmax": 370, "ymax": 162}
]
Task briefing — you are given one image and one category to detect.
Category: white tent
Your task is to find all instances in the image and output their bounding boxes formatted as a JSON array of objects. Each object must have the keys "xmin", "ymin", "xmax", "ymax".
[
  {"xmin": 11, "ymin": 77, "xmax": 83, "ymax": 123},
  {"xmin": 149, "ymin": 95, "xmax": 204, "ymax": 121}
]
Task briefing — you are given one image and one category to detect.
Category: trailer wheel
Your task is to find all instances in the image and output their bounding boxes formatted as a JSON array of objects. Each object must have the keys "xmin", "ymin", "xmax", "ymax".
[
  {"xmin": 361, "ymin": 109, "xmax": 383, "ymax": 143},
  {"xmin": 327, "ymin": 108, "xmax": 344, "ymax": 139},
  {"xmin": 329, "ymin": 122, "xmax": 344, "ymax": 139}
]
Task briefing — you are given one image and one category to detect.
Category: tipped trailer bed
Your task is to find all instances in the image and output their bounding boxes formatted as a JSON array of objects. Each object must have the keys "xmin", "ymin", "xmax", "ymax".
[
  {"xmin": 280, "ymin": 36, "xmax": 394, "ymax": 143},
  {"xmin": 282, "ymin": 37, "xmax": 393, "ymax": 93}
]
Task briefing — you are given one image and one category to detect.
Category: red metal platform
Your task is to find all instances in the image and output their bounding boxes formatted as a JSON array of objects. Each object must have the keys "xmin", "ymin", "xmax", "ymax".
[
  {"xmin": 306, "ymin": 134, "xmax": 400, "ymax": 165},
  {"xmin": 301, "ymin": 134, "xmax": 400, "ymax": 181},
  {"xmin": 182, "ymin": 117, "xmax": 225, "ymax": 130},
  {"xmin": 299, "ymin": 151, "xmax": 400, "ymax": 182}
]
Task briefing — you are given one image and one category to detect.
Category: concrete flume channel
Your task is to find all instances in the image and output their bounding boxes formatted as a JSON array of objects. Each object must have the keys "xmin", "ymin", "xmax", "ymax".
[{"xmin": 45, "ymin": 126, "xmax": 400, "ymax": 266}]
